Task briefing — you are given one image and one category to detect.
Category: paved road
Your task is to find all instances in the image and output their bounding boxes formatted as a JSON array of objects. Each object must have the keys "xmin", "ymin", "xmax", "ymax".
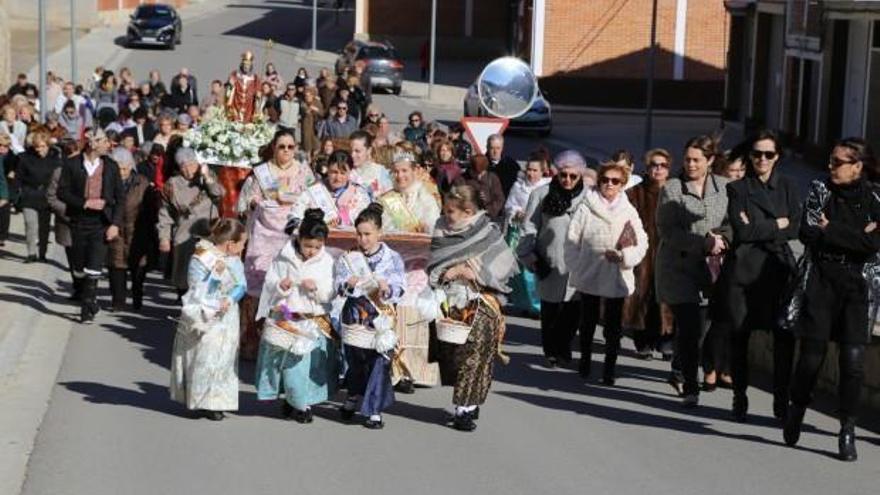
[{"xmin": 6, "ymin": 2, "xmax": 877, "ymax": 494}]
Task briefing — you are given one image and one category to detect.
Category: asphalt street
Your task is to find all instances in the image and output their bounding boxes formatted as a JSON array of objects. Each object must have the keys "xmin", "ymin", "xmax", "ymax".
[{"xmin": 5, "ymin": 1, "xmax": 876, "ymax": 494}]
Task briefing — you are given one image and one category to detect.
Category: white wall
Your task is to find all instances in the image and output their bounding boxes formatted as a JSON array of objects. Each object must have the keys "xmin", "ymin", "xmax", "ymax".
[{"xmin": 842, "ymin": 19, "xmax": 871, "ymax": 137}]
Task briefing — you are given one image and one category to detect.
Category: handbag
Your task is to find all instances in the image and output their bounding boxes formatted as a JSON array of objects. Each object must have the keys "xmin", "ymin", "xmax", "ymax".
[{"xmin": 778, "ymin": 250, "xmax": 812, "ymax": 331}]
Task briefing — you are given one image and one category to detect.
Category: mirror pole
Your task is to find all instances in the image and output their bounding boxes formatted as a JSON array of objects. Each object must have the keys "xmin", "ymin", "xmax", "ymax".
[
  {"xmin": 428, "ymin": 0, "xmax": 437, "ymax": 99},
  {"xmin": 38, "ymin": 0, "xmax": 47, "ymax": 121},
  {"xmin": 644, "ymin": 0, "xmax": 658, "ymax": 152},
  {"xmin": 70, "ymin": 0, "xmax": 77, "ymax": 86}
]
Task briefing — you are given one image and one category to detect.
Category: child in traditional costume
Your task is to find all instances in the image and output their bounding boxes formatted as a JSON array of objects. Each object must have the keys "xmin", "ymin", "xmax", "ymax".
[
  {"xmin": 335, "ymin": 203, "xmax": 407, "ymax": 429},
  {"xmin": 427, "ymin": 185, "xmax": 518, "ymax": 432},
  {"xmin": 170, "ymin": 218, "xmax": 248, "ymax": 421},
  {"xmin": 254, "ymin": 209, "xmax": 337, "ymax": 423}
]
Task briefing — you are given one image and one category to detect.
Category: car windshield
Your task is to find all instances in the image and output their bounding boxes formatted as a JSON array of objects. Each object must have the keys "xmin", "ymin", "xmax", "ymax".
[
  {"xmin": 135, "ymin": 5, "xmax": 173, "ymax": 18},
  {"xmin": 357, "ymin": 46, "xmax": 398, "ymax": 60}
]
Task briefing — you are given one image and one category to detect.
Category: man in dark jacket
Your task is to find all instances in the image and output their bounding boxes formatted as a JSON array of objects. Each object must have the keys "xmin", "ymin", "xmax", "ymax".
[
  {"xmin": 486, "ymin": 134, "xmax": 520, "ymax": 198},
  {"xmin": 58, "ymin": 129, "xmax": 125, "ymax": 322}
]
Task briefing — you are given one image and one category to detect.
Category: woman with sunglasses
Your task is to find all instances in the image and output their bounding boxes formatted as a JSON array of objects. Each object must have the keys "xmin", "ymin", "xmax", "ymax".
[
  {"xmin": 236, "ymin": 129, "xmax": 317, "ymax": 359},
  {"xmin": 517, "ymin": 151, "xmax": 589, "ymax": 370},
  {"xmin": 783, "ymin": 138, "xmax": 880, "ymax": 462},
  {"xmin": 656, "ymin": 135, "xmax": 731, "ymax": 408},
  {"xmin": 623, "ymin": 149, "xmax": 675, "ymax": 361},
  {"xmin": 565, "ymin": 161, "xmax": 648, "ymax": 385},
  {"xmin": 716, "ymin": 130, "xmax": 800, "ymax": 422}
]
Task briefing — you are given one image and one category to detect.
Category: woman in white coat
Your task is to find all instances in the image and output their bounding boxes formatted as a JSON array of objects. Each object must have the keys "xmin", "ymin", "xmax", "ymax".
[
  {"xmin": 565, "ymin": 162, "xmax": 648, "ymax": 385},
  {"xmin": 170, "ymin": 219, "xmax": 248, "ymax": 421}
]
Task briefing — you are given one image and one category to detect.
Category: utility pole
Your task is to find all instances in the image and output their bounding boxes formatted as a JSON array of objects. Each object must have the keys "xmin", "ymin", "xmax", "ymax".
[
  {"xmin": 70, "ymin": 0, "xmax": 78, "ymax": 85},
  {"xmin": 38, "ymin": 0, "xmax": 47, "ymax": 120},
  {"xmin": 428, "ymin": 0, "xmax": 437, "ymax": 99},
  {"xmin": 644, "ymin": 0, "xmax": 659, "ymax": 152}
]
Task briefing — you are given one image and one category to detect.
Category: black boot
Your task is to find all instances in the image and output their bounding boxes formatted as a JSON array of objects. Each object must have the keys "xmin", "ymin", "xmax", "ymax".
[
  {"xmin": 783, "ymin": 403, "xmax": 807, "ymax": 446},
  {"xmin": 131, "ymin": 267, "xmax": 146, "ymax": 310},
  {"xmin": 80, "ymin": 278, "xmax": 99, "ymax": 323},
  {"xmin": 732, "ymin": 393, "xmax": 749, "ymax": 423},
  {"xmin": 109, "ymin": 269, "xmax": 127, "ymax": 312},
  {"xmin": 838, "ymin": 420, "xmax": 858, "ymax": 462},
  {"xmin": 602, "ymin": 351, "xmax": 618, "ymax": 386},
  {"xmin": 69, "ymin": 277, "xmax": 84, "ymax": 301}
]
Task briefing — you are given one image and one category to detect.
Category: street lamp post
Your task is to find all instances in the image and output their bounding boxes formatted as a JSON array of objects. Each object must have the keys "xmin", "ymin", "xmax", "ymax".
[
  {"xmin": 71, "ymin": 0, "xmax": 77, "ymax": 85},
  {"xmin": 428, "ymin": 0, "xmax": 437, "ymax": 99},
  {"xmin": 644, "ymin": 0, "xmax": 659, "ymax": 152},
  {"xmin": 38, "ymin": 0, "xmax": 47, "ymax": 120}
]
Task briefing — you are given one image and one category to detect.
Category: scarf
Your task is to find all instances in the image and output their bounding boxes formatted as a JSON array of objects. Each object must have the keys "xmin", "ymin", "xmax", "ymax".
[
  {"xmin": 541, "ymin": 176, "xmax": 584, "ymax": 216},
  {"xmin": 427, "ymin": 212, "xmax": 518, "ymax": 293}
]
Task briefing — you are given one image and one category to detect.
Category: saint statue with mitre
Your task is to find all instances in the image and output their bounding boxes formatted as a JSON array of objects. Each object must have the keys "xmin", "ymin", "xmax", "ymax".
[{"xmin": 226, "ymin": 50, "xmax": 260, "ymax": 122}]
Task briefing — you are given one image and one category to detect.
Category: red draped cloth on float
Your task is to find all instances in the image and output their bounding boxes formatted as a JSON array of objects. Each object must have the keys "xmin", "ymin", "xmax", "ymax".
[{"xmin": 213, "ymin": 166, "xmax": 252, "ymax": 218}]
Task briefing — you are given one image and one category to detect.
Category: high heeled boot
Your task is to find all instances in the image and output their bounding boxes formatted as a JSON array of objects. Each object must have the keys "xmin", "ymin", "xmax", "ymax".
[
  {"xmin": 839, "ymin": 419, "xmax": 858, "ymax": 462},
  {"xmin": 783, "ymin": 403, "xmax": 807, "ymax": 446}
]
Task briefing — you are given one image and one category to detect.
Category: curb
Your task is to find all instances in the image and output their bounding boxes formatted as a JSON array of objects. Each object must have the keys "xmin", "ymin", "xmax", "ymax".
[{"xmin": 0, "ymin": 215, "xmax": 76, "ymax": 495}]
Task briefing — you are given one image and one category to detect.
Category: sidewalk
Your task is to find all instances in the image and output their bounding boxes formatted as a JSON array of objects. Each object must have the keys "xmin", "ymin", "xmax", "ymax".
[{"xmin": 0, "ymin": 214, "xmax": 78, "ymax": 495}]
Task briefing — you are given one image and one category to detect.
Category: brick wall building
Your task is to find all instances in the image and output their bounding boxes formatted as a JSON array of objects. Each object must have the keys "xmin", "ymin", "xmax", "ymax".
[{"xmin": 534, "ymin": 0, "xmax": 730, "ymax": 109}]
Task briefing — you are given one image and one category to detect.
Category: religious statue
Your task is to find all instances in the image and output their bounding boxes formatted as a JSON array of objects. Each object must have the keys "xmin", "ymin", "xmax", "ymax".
[{"xmin": 225, "ymin": 50, "xmax": 260, "ymax": 122}]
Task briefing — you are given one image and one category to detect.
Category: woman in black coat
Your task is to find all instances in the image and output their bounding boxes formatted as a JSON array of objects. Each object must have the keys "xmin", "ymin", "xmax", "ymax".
[
  {"xmin": 783, "ymin": 138, "xmax": 880, "ymax": 462},
  {"xmin": 719, "ymin": 130, "xmax": 800, "ymax": 423},
  {"xmin": 17, "ymin": 131, "xmax": 61, "ymax": 262}
]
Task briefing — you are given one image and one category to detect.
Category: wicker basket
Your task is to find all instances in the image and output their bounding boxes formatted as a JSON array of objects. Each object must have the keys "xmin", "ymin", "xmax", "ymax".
[
  {"xmin": 342, "ymin": 323, "xmax": 376, "ymax": 349},
  {"xmin": 262, "ymin": 321, "xmax": 318, "ymax": 355},
  {"xmin": 436, "ymin": 318, "xmax": 472, "ymax": 345}
]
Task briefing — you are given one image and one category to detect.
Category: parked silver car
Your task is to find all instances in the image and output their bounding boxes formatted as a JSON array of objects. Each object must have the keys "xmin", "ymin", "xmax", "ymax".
[{"xmin": 463, "ymin": 81, "xmax": 552, "ymax": 136}]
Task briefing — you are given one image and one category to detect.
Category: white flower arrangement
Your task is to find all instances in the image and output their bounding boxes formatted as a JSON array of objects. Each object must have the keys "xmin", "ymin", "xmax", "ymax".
[{"xmin": 183, "ymin": 107, "xmax": 276, "ymax": 168}]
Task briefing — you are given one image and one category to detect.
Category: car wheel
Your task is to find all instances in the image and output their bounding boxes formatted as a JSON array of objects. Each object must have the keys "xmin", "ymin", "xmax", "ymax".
[
  {"xmin": 176, "ymin": 30, "xmax": 182, "ymax": 45},
  {"xmin": 392, "ymin": 86, "xmax": 402, "ymax": 96}
]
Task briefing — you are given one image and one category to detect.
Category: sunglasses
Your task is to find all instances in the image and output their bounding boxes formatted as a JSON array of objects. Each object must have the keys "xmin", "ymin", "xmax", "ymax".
[
  {"xmin": 599, "ymin": 177, "xmax": 623, "ymax": 186},
  {"xmin": 558, "ymin": 172, "xmax": 580, "ymax": 180},
  {"xmin": 830, "ymin": 157, "xmax": 857, "ymax": 168},
  {"xmin": 276, "ymin": 144, "xmax": 296, "ymax": 150},
  {"xmin": 368, "ymin": 113, "xmax": 379, "ymax": 117},
  {"xmin": 649, "ymin": 161, "xmax": 669, "ymax": 168},
  {"xmin": 337, "ymin": 106, "xmax": 348, "ymax": 111},
  {"xmin": 750, "ymin": 150, "xmax": 778, "ymax": 160}
]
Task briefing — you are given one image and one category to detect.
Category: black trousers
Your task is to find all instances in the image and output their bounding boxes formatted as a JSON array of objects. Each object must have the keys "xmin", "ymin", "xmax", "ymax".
[
  {"xmin": 539, "ymin": 299, "xmax": 579, "ymax": 361},
  {"xmin": 580, "ymin": 294, "xmax": 624, "ymax": 367},
  {"xmin": 0, "ymin": 202, "xmax": 10, "ymax": 242},
  {"xmin": 791, "ymin": 340, "xmax": 865, "ymax": 422},
  {"xmin": 671, "ymin": 303, "xmax": 705, "ymax": 396},
  {"xmin": 70, "ymin": 220, "xmax": 108, "ymax": 278},
  {"xmin": 730, "ymin": 327, "xmax": 794, "ymax": 401}
]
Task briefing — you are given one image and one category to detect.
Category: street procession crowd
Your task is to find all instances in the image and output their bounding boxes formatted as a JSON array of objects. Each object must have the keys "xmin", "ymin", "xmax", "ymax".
[{"xmin": 1, "ymin": 49, "xmax": 878, "ymax": 462}]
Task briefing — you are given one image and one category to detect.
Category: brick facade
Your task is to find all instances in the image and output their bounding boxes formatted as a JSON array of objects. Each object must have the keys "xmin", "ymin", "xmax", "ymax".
[{"xmin": 538, "ymin": 0, "xmax": 729, "ymax": 109}]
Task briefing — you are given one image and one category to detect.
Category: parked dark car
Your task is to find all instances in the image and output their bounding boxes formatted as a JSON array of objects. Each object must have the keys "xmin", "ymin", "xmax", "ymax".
[
  {"xmin": 126, "ymin": 4, "xmax": 182, "ymax": 49},
  {"xmin": 335, "ymin": 41, "xmax": 404, "ymax": 95},
  {"xmin": 463, "ymin": 81, "xmax": 552, "ymax": 137}
]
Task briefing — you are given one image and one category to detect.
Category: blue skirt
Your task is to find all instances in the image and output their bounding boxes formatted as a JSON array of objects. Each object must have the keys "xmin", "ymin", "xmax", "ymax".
[
  {"xmin": 345, "ymin": 346, "xmax": 394, "ymax": 416},
  {"xmin": 255, "ymin": 335, "xmax": 338, "ymax": 410}
]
